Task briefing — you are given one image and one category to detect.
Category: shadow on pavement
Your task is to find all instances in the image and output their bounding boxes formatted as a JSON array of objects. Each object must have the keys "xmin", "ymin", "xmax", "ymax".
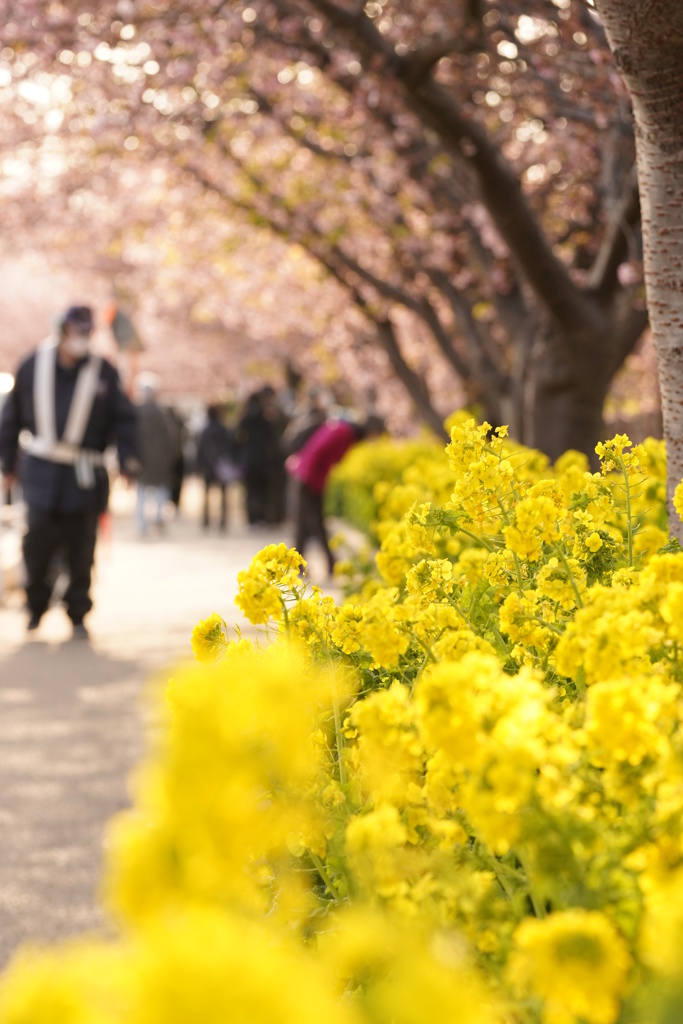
[{"xmin": 0, "ymin": 640, "xmax": 151, "ymax": 968}]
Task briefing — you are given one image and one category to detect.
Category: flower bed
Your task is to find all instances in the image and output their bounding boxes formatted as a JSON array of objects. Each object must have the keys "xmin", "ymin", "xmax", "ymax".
[{"xmin": 2, "ymin": 422, "xmax": 683, "ymax": 1024}]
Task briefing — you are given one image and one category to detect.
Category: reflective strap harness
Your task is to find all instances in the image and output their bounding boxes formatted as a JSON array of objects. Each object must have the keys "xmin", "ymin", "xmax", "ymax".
[{"xmin": 21, "ymin": 338, "xmax": 104, "ymax": 490}]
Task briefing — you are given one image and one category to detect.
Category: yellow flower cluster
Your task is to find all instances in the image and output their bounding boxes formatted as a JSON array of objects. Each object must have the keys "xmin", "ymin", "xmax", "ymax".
[
  {"xmin": 5, "ymin": 422, "xmax": 683, "ymax": 1024},
  {"xmin": 190, "ymin": 611, "xmax": 229, "ymax": 663},
  {"xmin": 235, "ymin": 542, "xmax": 305, "ymax": 624},
  {"xmin": 508, "ymin": 909, "xmax": 632, "ymax": 1024}
]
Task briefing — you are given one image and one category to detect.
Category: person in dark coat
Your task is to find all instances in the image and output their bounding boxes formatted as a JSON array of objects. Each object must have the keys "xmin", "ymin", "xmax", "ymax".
[
  {"xmin": 167, "ymin": 407, "xmax": 187, "ymax": 516},
  {"xmin": 235, "ymin": 388, "xmax": 284, "ymax": 527},
  {"xmin": 258, "ymin": 384, "xmax": 289, "ymax": 524},
  {"xmin": 287, "ymin": 414, "xmax": 385, "ymax": 576},
  {"xmin": 134, "ymin": 373, "xmax": 179, "ymax": 536},
  {"xmin": 195, "ymin": 404, "xmax": 238, "ymax": 531},
  {"xmin": 0, "ymin": 304, "xmax": 139, "ymax": 638}
]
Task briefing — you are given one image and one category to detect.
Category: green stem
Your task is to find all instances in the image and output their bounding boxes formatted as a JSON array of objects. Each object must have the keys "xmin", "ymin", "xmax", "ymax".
[
  {"xmin": 487, "ymin": 853, "xmax": 517, "ymax": 903},
  {"xmin": 448, "ymin": 594, "xmax": 476, "ymax": 630},
  {"xmin": 280, "ymin": 595, "xmax": 291, "ymax": 634},
  {"xmin": 553, "ymin": 545, "xmax": 584, "ymax": 609},
  {"xmin": 496, "ymin": 496, "xmax": 513, "ymax": 528},
  {"xmin": 494, "ymin": 496, "xmax": 525, "ymax": 594},
  {"xmin": 310, "ymin": 853, "xmax": 342, "ymax": 902},
  {"xmin": 622, "ymin": 462, "xmax": 634, "ymax": 568},
  {"xmin": 490, "ymin": 627, "xmax": 511, "ymax": 656},
  {"xmin": 517, "ymin": 850, "xmax": 546, "ymax": 919},
  {"xmin": 446, "ymin": 593, "xmax": 496, "ymax": 648},
  {"xmin": 454, "ymin": 524, "xmax": 496, "ymax": 553},
  {"xmin": 530, "ymin": 615, "xmax": 564, "ymax": 636},
  {"xmin": 413, "ymin": 635, "xmax": 438, "ymax": 663},
  {"xmin": 331, "ymin": 678, "xmax": 346, "ymax": 787},
  {"xmin": 512, "ymin": 553, "xmax": 525, "ymax": 594}
]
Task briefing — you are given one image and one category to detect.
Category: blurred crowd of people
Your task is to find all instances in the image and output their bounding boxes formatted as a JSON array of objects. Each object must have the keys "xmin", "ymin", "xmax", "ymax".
[
  {"xmin": 140, "ymin": 377, "xmax": 383, "ymax": 542},
  {"xmin": 0, "ymin": 304, "xmax": 384, "ymax": 638}
]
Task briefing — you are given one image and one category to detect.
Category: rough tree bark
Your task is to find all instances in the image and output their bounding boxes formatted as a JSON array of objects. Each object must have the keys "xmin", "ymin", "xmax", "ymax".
[{"xmin": 596, "ymin": 0, "xmax": 683, "ymax": 539}]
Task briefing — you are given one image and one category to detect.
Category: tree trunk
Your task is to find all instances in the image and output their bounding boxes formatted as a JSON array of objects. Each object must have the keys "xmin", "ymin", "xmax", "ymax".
[
  {"xmin": 529, "ymin": 366, "xmax": 611, "ymax": 467},
  {"xmin": 596, "ymin": 0, "xmax": 683, "ymax": 540},
  {"xmin": 528, "ymin": 363, "xmax": 608, "ymax": 467},
  {"xmin": 525, "ymin": 317, "xmax": 639, "ymax": 465}
]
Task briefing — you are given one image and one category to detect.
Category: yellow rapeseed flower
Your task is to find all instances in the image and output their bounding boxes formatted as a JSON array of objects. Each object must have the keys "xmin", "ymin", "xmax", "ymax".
[
  {"xmin": 191, "ymin": 612, "xmax": 228, "ymax": 663},
  {"xmin": 508, "ymin": 909, "xmax": 631, "ymax": 1024}
]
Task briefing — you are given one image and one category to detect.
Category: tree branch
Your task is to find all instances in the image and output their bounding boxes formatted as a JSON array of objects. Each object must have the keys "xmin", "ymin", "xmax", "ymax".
[
  {"xmin": 613, "ymin": 305, "xmax": 649, "ymax": 373},
  {"xmin": 356, "ymin": 310, "xmax": 449, "ymax": 439},
  {"xmin": 429, "ymin": 269, "xmax": 509, "ymax": 422},
  {"xmin": 587, "ymin": 164, "xmax": 641, "ymax": 298},
  {"xmin": 415, "ymin": 296, "xmax": 473, "ymax": 382},
  {"xmin": 323, "ymin": 264, "xmax": 448, "ymax": 437},
  {"xmin": 181, "ymin": 156, "xmax": 449, "ymax": 434},
  {"xmin": 398, "ymin": 37, "xmax": 468, "ymax": 87},
  {"xmin": 328, "ymin": 245, "xmax": 477, "ymax": 384},
  {"xmin": 307, "ymin": 0, "xmax": 605, "ymax": 335}
]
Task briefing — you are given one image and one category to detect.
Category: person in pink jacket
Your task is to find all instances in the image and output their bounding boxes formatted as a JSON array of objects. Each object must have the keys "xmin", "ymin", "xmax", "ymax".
[{"xmin": 287, "ymin": 414, "xmax": 385, "ymax": 576}]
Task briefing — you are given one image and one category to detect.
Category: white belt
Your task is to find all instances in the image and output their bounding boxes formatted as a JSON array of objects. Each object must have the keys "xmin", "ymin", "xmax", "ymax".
[{"xmin": 20, "ymin": 434, "xmax": 104, "ymax": 489}]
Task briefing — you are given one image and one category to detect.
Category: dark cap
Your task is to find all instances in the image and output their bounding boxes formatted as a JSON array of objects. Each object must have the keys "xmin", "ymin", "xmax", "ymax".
[{"xmin": 59, "ymin": 305, "xmax": 94, "ymax": 331}]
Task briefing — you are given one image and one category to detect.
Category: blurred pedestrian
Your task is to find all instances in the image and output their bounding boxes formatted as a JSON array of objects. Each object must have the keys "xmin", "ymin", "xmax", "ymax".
[
  {"xmin": 167, "ymin": 407, "xmax": 187, "ymax": 517},
  {"xmin": 235, "ymin": 387, "xmax": 284, "ymax": 526},
  {"xmin": 0, "ymin": 304, "xmax": 138, "ymax": 638},
  {"xmin": 281, "ymin": 385, "xmax": 328, "ymax": 457},
  {"xmin": 259, "ymin": 384, "xmax": 288, "ymax": 523},
  {"xmin": 287, "ymin": 414, "xmax": 385, "ymax": 576},
  {"xmin": 195, "ymin": 404, "xmax": 239, "ymax": 531},
  {"xmin": 134, "ymin": 373, "xmax": 179, "ymax": 536}
]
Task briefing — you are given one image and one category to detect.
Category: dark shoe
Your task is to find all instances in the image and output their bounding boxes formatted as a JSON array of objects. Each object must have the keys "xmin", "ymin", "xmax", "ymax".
[
  {"xmin": 27, "ymin": 613, "xmax": 42, "ymax": 632},
  {"xmin": 71, "ymin": 622, "xmax": 90, "ymax": 641}
]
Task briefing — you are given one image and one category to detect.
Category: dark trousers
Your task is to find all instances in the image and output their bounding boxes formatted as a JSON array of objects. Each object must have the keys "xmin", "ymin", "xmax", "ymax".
[
  {"xmin": 23, "ymin": 506, "xmax": 99, "ymax": 623},
  {"xmin": 203, "ymin": 480, "xmax": 227, "ymax": 529},
  {"xmin": 294, "ymin": 483, "xmax": 334, "ymax": 574},
  {"xmin": 245, "ymin": 468, "xmax": 270, "ymax": 525},
  {"xmin": 245, "ymin": 466, "xmax": 287, "ymax": 525}
]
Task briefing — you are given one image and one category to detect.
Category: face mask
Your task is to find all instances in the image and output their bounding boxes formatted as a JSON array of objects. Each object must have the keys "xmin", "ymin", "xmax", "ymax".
[{"xmin": 64, "ymin": 335, "xmax": 91, "ymax": 359}]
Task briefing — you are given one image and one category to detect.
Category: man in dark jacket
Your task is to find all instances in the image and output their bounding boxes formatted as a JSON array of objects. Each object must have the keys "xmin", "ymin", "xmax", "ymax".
[{"xmin": 0, "ymin": 305, "xmax": 139, "ymax": 639}]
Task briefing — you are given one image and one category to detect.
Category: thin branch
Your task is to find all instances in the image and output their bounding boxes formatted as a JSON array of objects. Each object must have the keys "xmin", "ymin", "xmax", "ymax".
[
  {"xmin": 329, "ymin": 244, "xmax": 425, "ymax": 313},
  {"xmin": 587, "ymin": 164, "xmax": 641, "ymax": 298},
  {"xmin": 322, "ymin": 267, "xmax": 448, "ymax": 436},
  {"xmin": 429, "ymin": 268, "xmax": 509, "ymax": 421},
  {"xmin": 307, "ymin": 0, "xmax": 605, "ymax": 335},
  {"xmin": 415, "ymin": 296, "xmax": 473, "ymax": 382},
  {"xmin": 247, "ymin": 85, "xmax": 361, "ymax": 162},
  {"xmin": 612, "ymin": 305, "xmax": 649, "ymax": 373},
  {"xmin": 328, "ymin": 246, "xmax": 477, "ymax": 384},
  {"xmin": 182, "ymin": 155, "xmax": 448, "ymax": 435},
  {"xmin": 398, "ymin": 37, "xmax": 469, "ymax": 87}
]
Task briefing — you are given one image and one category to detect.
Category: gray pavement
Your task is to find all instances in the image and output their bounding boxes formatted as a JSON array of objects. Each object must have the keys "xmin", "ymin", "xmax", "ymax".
[{"xmin": 0, "ymin": 479, "xmax": 338, "ymax": 968}]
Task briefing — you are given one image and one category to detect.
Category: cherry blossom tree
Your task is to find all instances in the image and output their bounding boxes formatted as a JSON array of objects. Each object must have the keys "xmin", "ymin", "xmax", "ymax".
[{"xmin": 0, "ymin": 0, "xmax": 650, "ymax": 456}]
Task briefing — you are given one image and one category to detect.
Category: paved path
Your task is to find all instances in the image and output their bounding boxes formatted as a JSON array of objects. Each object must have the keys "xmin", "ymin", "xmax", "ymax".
[{"xmin": 0, "ymin": 480, "xmax": 339, "ymax": 968}]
